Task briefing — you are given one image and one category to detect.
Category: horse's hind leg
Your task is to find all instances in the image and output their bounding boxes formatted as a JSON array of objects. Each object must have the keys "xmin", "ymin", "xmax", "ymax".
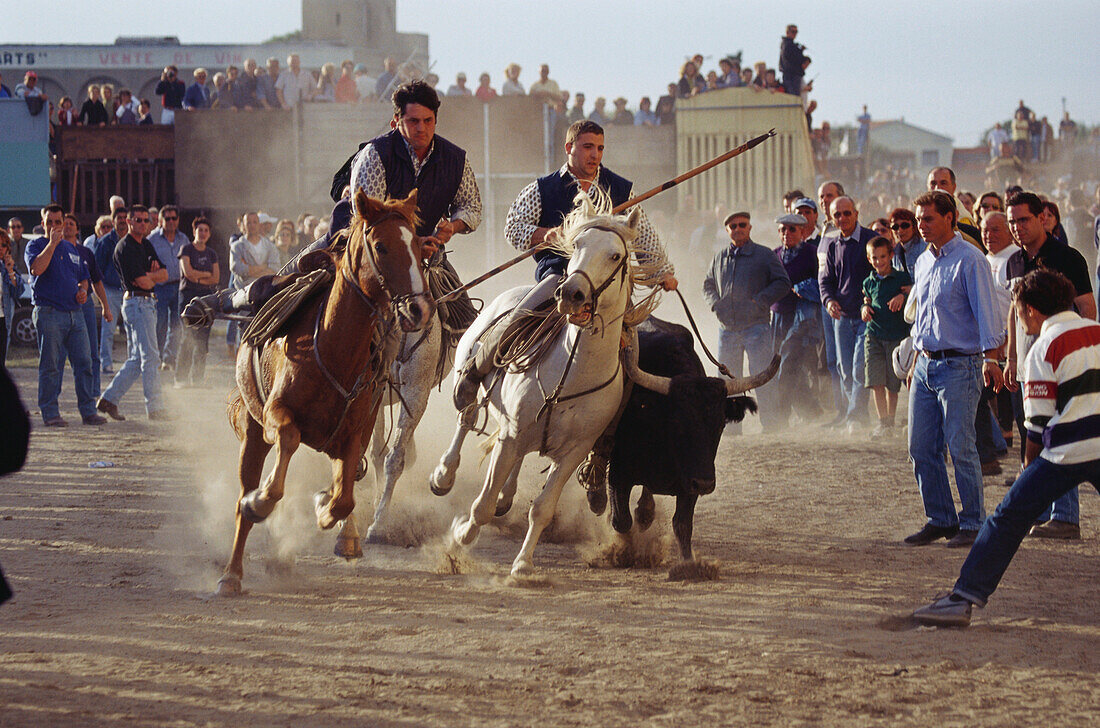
[
  {"xmin": 494, "ymin": 457, "xmax": 525, "ymax": 517},
  {"xmin": 512, "ymin": 449, "xmax": 587, "ymax": 577},
  {"xmin": 366, "ymin": 380, "xmax": 431, "ymax": 543},
  {"xmin": 240, "ymin": 401, "xmax": 301, "ymax": 523},
  {"xmin": 218, "ymin": 414, "xmax": 272, "ymax": 596},
  {"xmin": 430, "ymin": 405, "xmax": 476, "ymax": 496}
]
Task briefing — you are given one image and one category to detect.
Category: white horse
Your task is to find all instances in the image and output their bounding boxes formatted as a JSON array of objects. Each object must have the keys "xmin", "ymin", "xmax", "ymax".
[{"xmin": 430, "ymin": 193, "xmax": 663, "ymax": 576}]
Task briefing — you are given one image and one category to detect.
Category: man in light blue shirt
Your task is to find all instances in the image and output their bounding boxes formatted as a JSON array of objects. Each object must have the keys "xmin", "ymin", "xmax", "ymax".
[
  {"xmin": 146, "ymin": 205, "xmax": 189, "ymax": 368},
  {"xmin": 904, "ymin": 191, "xmax": 1005, "ymax": 549}
]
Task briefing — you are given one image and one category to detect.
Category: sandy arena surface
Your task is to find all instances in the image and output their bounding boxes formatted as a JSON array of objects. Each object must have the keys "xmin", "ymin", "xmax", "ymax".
[{"xmin": 1, "ymin": 346, "xmax": 1099, "ymax": 726}]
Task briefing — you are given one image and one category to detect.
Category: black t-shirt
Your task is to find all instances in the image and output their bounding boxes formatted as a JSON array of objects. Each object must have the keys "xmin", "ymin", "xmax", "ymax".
[
  {"xmin": 113, "ymin": 234, "xmax": 160, "ymax": 294},
  {"xmin": 178, "ymin": 243, "xmax": 219, "ymax": 295},
  {"xmin": 1006, "ymin": 235, "xmax": 1093, "ymax": 298}
]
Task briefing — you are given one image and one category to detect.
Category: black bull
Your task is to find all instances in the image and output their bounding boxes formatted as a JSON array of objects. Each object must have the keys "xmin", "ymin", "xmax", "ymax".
[{"xmin": 607, "ymin": 317, "xmax": 769, "ymax": 561}]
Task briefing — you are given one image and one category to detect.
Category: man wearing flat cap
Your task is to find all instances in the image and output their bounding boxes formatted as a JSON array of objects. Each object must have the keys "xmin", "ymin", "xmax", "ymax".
[
  {"xmin": 771, "ymin": 212, "xmax": 822, "ymax": 425},
  {"xmin": 703, "ymin": 211, "xmax": 792, "ymax": 433}
]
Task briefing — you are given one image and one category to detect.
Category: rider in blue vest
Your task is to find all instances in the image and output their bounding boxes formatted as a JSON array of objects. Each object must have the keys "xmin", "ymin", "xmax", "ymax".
[
  {"xmin": 183, "ymin": 81, "xmax": 481, "ymax": 323},
  {"xmin": 453, "ymin": 119, "xmax": 678, "ymax": 410}
]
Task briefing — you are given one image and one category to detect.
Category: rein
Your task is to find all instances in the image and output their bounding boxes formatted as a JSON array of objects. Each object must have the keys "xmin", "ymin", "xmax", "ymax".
[
  {"xmin": 671, "ymin": 289, "xmax": 734, "ymax": 379},
  {"xmin": 535, "ymin": 226, "xmax": 630, "ymax": 453}
]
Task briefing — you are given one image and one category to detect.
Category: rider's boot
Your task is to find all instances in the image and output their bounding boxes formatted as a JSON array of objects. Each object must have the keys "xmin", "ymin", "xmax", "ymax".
[
  {"xmin": 181, "ymin": 285, "xmax": 253, "ymax": 329},
  {"xmin": 453, "ymin": 322, "xmax": 505, "ymax": 411},
  {"xmin": 578, "ymin": 431, "xmax": 614, "ymax": 513}
]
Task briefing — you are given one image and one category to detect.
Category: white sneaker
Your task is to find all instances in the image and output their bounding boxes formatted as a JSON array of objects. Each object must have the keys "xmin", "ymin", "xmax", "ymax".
[
  {"xmin": 846, "ymin": 420, "xmax": 863, "ymax": 435},
  {"xmin": 913, "ymin": 592, "xmax": 972, "ymax": 627}
]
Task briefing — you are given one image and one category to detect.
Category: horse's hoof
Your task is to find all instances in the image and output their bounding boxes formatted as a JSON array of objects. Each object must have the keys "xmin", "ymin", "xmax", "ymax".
[
  {"xmin": 494, "ymin": 498, "xmax": 513, "ymax": 518},
  {"xmin": 429, "ymin": 466, "xmax": 454, "ymax": 496},
  {"xmin": 510, "ymin": 559, "xmax": 535, "ymax": 577},
  {"xmin": 314, "ymin": 491, "xmax": 339, "ymax": 530},
  {"xmin": 363, "ymin": 529, "xmax": 388, "ymax": 545},
  {"xmin": 216, "ymin": 575, "xmax": 242, "ymax": 597},
  {"xmin": 334, "ymin": 535, "xmax": 363, "ymax": 560},
  {"xmin": 635, "ymin": 505, "xmax": 655, "ymax": 531},
  {"xmin": 240, "ymin": 492, "xmax": 275, "ymax": 523},
  {"xmin": 450, "ymin": 515, "xmax": 479, "ymax": 547},
  {"xmin": 586, "ymin": 487, "xmax": 607, "ymax": 516}
]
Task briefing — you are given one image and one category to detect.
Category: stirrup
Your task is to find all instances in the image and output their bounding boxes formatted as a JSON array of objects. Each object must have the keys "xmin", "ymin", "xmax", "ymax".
[
  {"xmin": 181, "ymin": 297, "xmax": 216, "ymax": 329},
  {"xmin": 576, "ymin": 451, "xmax": 608, "ymax": 492}
]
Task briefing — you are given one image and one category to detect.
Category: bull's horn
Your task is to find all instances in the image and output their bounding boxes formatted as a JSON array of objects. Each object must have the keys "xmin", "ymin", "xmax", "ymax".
[
  {"xmin": 725, "ymin": 354, "xmax": 781, "ymax": 395},
  {"xmin": 623, "ymin": 329, "xmax": 671, "ymax": 395}
]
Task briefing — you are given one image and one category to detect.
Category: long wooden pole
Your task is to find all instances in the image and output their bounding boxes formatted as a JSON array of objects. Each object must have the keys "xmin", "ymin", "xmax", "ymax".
[{"xmin": 436, "ymin": 129, "xmax": 776, "ymax": 304}]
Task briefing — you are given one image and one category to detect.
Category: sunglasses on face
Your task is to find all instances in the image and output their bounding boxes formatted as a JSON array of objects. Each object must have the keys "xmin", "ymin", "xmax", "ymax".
[
  {"xmin": 163, "ymin": 215, "xmax": 178, "ymax": 221},
  {"xmin": 890, "ymin": 222, "xmax": 912, "ymax": 231},
  {"xmin": 728, "ymin": 221, "xmax": 749, "ymax": 229},
  {"xmin": 834, "ymin": 210, "xmax": 855, "ymax": 218},
  {"xmin": 131, "ymin": 217, "xmax": 149, "ymax": 224},
  {"xmin": 780, "ymin": 225, "xmax": 799, "ymax": 232}
]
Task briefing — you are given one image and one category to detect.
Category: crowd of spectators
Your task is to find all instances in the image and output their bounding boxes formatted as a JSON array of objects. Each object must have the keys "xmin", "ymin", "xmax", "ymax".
[
  {"xmin": 4, "ymin": 195, "xmax": 330, "ymax": 401},
  {"xmin": 689, "ymin": 162, "xmax": 1099, "ymax": 568}
]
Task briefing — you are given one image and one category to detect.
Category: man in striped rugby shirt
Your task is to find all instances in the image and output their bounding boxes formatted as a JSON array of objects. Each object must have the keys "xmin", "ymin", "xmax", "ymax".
[{"xmin": 913, "ymin": 269, "xmax": 1100, "ymax": 627}]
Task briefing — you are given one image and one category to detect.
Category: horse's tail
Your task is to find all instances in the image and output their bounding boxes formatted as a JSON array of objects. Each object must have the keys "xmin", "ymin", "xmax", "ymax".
[{"xmin": 226, "ymin": 386, "xmax": 248, "ymax": 441}]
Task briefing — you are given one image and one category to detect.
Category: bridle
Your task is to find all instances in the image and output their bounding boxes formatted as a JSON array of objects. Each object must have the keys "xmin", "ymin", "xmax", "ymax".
[
  {"xmin": 343, "ymin": 211, "xmax": 424, "ymax": 315},
  {"xmin": 556, "ymin": 224, "xmax": 631, "ymax": 329}
]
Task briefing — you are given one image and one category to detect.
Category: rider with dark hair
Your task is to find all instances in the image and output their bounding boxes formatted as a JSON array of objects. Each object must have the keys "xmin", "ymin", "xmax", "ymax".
[{"xmin": 184, "ymin": 80, "xmax": 481, "ymax": 330}]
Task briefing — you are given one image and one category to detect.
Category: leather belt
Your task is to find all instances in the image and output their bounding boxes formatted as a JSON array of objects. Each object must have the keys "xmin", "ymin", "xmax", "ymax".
[
  {"xmin": 124, "ymin": 291, "xmax": 155, "ymax": 299},
  {"xmin": 921, "ymin": 348, "xmax": 976, "ymax": 360}
]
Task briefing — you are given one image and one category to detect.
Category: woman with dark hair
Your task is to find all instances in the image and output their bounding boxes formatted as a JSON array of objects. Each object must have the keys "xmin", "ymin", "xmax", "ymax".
[
  {"xmin": 888, "ymin": 207, "xmax": 925, "ymax": 276},
  {"xmin": 176, "ymin": 218, "xmax": 220, "ymax": 386},
  {"xmin": 1041, "ymin": 199, "xmax": 1068, "ymax": 244},
  {"xmin": 976, "ymin": 191, "xmax": 1005, "ymax": 224}
]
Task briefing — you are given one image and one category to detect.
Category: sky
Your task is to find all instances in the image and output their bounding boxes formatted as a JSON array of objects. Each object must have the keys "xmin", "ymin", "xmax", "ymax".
[{"xmin": 4, "ymin": 0, "xmax": 1098, "ymax": 146}]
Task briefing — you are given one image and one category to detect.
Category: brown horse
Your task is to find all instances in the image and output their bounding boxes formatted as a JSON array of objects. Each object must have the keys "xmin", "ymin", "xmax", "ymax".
[{"xmin": 217, "ymin": 190, "xmax": 434, "ymax": 596}]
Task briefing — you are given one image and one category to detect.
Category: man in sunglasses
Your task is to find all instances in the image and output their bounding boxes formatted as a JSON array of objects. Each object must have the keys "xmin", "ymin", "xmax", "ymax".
[
  {"xmin": 820, "ymin": 196, "xmax": 875, "ymax": 431},
  {"xmin": 703, "ymin": 211, "xmax": 791, "ymax": 434},
  {"xmin": 98, "ymin": 205, "xmax": 171, "ymax": 421},
  {"xmin": 147, "ymin": 205, "xmax": 189, "ymax": 370},
  {"xmin": 888, "ymin": 207, "xmax": 926, "ymax": 277}
]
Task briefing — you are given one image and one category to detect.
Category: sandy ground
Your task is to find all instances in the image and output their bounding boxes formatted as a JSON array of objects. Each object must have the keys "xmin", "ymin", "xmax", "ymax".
[{"xmin": 2, "ymin": 331, "xmax": 1100, "ymax": 727}]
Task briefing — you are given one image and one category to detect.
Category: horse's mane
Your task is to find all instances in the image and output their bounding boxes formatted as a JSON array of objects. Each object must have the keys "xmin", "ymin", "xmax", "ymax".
[
  {"xmin": 328, "ymin": 194, "xmax": 422, "ymax": 257},
  {"xmin": 552, "ymin": 186, "xmax": 663, "ymax": 326}
]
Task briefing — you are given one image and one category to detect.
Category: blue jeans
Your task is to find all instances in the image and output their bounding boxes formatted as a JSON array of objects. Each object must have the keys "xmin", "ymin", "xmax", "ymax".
[
  {"xmin": 908, "ymin": 354, "xmax": 985, "ymax": 531},
  {"xmin": 833, "ymin": 315, "xmax": 868, "ymax": 423},
  {"xmin": 154, "ymin": 283, "xmax": 180, "ymax": 365},
  {"xmin": 821, "ymin": 306, "xmax": 847, "ymax": 416},
  {"xmin": 718, "ymin": 322, "xmax": 776, "ymax": 432},
  {"xmin": 102, "ymin": 296, "xmax": 163, "ymax": 414},
  {"xmin": 32, "ymin": 305, "xmax": 96, "ymax": 421},
  {"xmin": 80, "ymin": 298, "xmax": 102, "ymax": 398},
  {"xmin": 954, "ymin": 457, "xmax": 1100, "ymax": 606},
  {"xmin": 98, "ymin": 285, "xmax": 124, "ymax": 371}
]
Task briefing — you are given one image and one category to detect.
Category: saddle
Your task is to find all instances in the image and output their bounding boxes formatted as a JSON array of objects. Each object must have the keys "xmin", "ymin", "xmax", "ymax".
[{"xmin": 240, "ymin": 268, "xmax": 334, "ymax": 349}]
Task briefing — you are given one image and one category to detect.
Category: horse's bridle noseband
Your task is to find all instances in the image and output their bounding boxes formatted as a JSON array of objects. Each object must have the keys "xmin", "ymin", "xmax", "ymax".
[
  {"xmin": 556, "ymin": 224, "xmax": 630, "ymax": 327},
  {"xmin": 348, "ymin": 211, "xmax": 424, "ymax": 314}
]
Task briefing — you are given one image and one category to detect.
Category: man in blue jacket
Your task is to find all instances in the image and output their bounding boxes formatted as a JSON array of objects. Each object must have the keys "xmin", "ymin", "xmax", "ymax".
[{"xmin": 703, "ymin": 211, "xmax": 791, "ymax": 433}]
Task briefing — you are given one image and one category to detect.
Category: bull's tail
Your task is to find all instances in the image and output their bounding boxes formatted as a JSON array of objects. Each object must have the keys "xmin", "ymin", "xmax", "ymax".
[{"xmin": 226, "ymin": 387, "xmax": 248, "ymax": 441}]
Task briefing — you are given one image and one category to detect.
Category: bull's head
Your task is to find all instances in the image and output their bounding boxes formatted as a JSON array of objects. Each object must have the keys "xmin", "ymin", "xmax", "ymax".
[{"xmin": 624, "ymin": 328, "xmax": 781, "ymax": 396}]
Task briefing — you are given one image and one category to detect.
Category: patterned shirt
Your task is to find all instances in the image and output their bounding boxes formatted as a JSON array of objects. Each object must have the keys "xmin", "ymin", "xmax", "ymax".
[
  {"xmin": 503, "ymin": 164, "xmax": 673, "ymax": 278},
  {"xmin": 349, "ymin": 137, "xmax": 481, "ymax": 235},
  {"xmin": 1022, "ymin": 311, "xmax": 1100, "ymax": 464}
]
